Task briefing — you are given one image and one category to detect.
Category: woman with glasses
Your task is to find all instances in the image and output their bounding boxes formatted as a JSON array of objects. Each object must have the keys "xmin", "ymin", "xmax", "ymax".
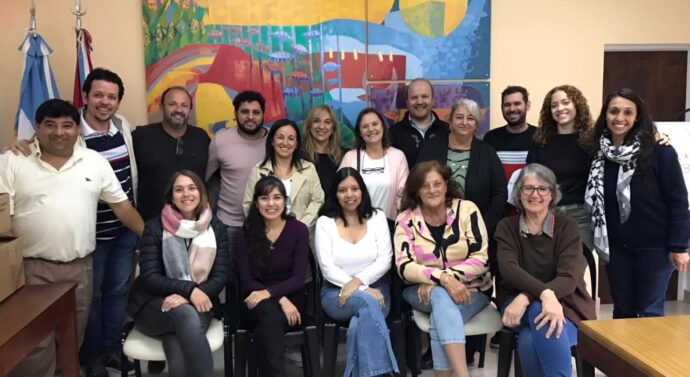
[
  {"xmin": 394, "ymin": 161, "xmax": 492, "ymax": 377},
  {"xmin": 236, "ymin": 175, "xmax": 310, "ymax": 377},
  {"xmin": 494, "ymin": 163, "xmax": 595, "ymax": 377},
  {"xmin": 244, "ymin": 118, "xmax": 324, "ymax": 233},
  {"xmin": 302, "ymin": 105, "xmax": 345, "ymax": 193},
  {"xmin": 340, "ymin": 108, "xmax": 409, "ymax": 224}
]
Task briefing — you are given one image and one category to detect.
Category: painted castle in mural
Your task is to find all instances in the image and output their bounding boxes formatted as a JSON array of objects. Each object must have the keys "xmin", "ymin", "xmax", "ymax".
[{"xmin": 142, "ymin": 0, "xmax": 491, "ymax": 144}]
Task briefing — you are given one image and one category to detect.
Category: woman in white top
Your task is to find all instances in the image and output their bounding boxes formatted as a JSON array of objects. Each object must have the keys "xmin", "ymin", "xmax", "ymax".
[
  {"xmin": 315, "ymin": 167, "xmax": 399, "ymax": 377},
  {"xmin": 339, "ymin": 108, "xmax": 409, "ymax": 225}
]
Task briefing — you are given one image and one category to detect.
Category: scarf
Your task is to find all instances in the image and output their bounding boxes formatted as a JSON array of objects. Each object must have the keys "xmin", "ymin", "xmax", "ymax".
[
  {"xmin": 584, "ymin": 133, "xmax": 640, "ymax": 262},
  {"xmin": 161, "ymin": 203, "xmax": 216, "ymax": 284}
]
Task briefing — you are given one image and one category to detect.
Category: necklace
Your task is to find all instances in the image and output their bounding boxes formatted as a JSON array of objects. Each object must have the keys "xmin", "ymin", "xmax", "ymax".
[{"xmin": 422, "ymin": 209, "xmax": 446, "ymax": 227}]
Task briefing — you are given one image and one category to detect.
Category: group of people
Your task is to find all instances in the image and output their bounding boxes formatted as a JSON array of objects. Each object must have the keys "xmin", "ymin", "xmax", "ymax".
[{"xmin": 1, "ymin": 69, "xmax": 688, "ymax": 377}]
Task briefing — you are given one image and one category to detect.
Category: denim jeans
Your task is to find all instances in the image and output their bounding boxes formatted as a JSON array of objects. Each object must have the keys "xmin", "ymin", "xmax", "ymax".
[
  {"xmin": 607, "ymin": 246, "xmax": 674, "ymax": 318},
  {"xmin": 403, "ymin": 285, "xmax": 488, "ymax": 370},
  {"xmin": 502, "ymin": 297, "xmax": 577, "ymax": 377},
  {"xmin": 81, "ymin": 230, "xmax": 137, "ymax": 363},
  {"xmin": 135, "ymin": 297, "xmax": 214, "ymax": 377},
  {"xmin": 321, "ymin": 281, "xmax": 398, "ymax": 377}
]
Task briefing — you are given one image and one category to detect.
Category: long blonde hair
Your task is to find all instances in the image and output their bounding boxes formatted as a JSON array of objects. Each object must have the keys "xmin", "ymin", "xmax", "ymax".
[{"xmin": 302, "ymin": 105, "xmax": 343, "ymax": 164}]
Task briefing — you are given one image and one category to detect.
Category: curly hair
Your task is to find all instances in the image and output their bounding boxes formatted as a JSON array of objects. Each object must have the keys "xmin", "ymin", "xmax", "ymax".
[
  {"xmin": 302, "ymin": 105, "xmax": 343, "ymax": 165},
  {"xmin": 534, "ymin": 85, "xmax": 593, "ymax": 149},
  {"xmin": 399, "ymin": 161, "xmax": 462, "ymax": 212}
]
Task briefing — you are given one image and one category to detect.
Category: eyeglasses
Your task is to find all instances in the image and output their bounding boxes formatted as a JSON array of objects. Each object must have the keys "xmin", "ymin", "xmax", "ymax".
[
  {"xmin": 175, "ymin": 138, "xmax": 184, "ymax": 156},
  {"xmin": 521, "ymin": 186, "xmax": 552, "ymax": 196}
]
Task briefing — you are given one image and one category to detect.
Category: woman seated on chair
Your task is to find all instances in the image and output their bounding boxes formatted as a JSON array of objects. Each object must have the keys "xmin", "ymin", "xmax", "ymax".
[
  {"xmin": 235, "ymin": 175, "xmax": 310, "ymax": 377},
  {"xmin": 315, "ymin": 167, "xmax": 399, "ymax": 377},
  {"xmin": 127, "ymin": 170, "xmax": 230, "ymax": 377},
  {"xmin": 494, "ymin": 163, "xmax": 596, "ymax": 376},
  {"xmin": 394, "ymin": 161, "xmax": 493, "ymax": 377}
]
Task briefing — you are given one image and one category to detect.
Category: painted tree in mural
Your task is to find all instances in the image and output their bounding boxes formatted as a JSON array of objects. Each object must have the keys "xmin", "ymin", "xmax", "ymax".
[{"xmin": 142, "ymin": 0, "xmax": 491, "ymax": 143}]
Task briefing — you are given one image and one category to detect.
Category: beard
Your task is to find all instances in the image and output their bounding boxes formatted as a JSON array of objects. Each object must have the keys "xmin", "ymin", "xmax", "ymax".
[
  {"xmin": 238, "ymin": 119, "xmax": 264, "ymax": 135},
  {"xmin": 505, "ymin": 111, "xmax": 526, "ymax": 128},
  {"xmin": 163, "ymin": 111, "xmax": 189, "ymax": 129}
]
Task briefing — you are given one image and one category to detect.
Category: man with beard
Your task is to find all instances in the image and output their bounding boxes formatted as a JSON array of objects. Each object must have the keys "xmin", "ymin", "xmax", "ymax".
[
  {"xmin": 132, "ymin": 86, "xmax": 210, "ymax": 221},
  {"xmin": 390, "ymin": 78, "xmax": 449, "ymax": 168},
  {"xmin": 206, "ymin": 90, "xmax": 267, "ymax": 243},
  {"xmin": 482, "ymin": 85, "xmax": 536, "ymax": 183}
]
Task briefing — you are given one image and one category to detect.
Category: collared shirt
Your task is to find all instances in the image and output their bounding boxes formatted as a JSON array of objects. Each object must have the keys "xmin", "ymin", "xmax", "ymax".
[
  {"xmin": 519, "ymin": 212, "xmax": 555, "ymax": 238},
  {"xmin": 0, "ymin": 140, "xmax": 128, "ymax": 261},
  {"xmin": 408, "ymin": 112, "xmax": 437, "ymax": 138}
]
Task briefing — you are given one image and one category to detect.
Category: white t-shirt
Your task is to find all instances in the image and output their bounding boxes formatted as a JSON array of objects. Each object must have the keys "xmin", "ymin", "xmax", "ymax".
[
  {"xmin": 314, "ymin": 210, "xmax": 392, "ymax": 287},
  {"xmin": 359, "ymin": 152, "xmax": 390, "ymax": 214},
  {"xmin": 281, "ymin": 177, "xmax": 293, "ymax": 214},
  {"xmin": 0, "ymin": 141, "xmax": 128, "ymax": 261}
]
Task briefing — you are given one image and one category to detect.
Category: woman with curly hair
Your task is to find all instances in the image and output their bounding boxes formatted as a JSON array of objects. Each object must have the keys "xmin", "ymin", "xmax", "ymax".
[
  {"xmin": 302, "ymin": 105, "xmax": 345, "ymax": 193},
  {"xmin": 527, "ymin": 85, "xmax": 595, "ymax": 252}
]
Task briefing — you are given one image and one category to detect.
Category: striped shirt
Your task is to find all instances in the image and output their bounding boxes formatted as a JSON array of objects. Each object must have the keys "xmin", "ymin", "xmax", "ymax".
[{"xmin": 82, "ymin": 118, "xmax": 134, "ymax": 241}]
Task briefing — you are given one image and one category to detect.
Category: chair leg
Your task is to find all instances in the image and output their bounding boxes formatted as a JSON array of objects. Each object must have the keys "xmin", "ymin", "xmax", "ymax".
[
  {"xmin": 322, "ymin": 324, "xmax": 339, "ymax": 377},
  {"xmin": 247, "ymin": 336, "xmax": 258, "ymax": 377},
  {"xmin": 234, "ymin": 330, "xmax": 247, "ymax": 377},
  {"xmin": 575, "ymin": 352, "xmax": 595, "ymax": 377},
  {"xmin": 476, "ymin": 334, "xmax": 487, "ymax": 368},
  {"xmin": 224, "ymin": 330, "xmax": 234, "ymax": 377},
  {"xmin": 497, "ymin": 329, "xmax": 515, "ymax": 377},
  {"xmin": 390, "ymin": 319, "xmax": 407, "ymax": 377},
  {"xmin": 514, "ymin": 347, "xmax": 524, "ymax": 377},
  {"xmin": 133, "ymin": 360, "xmax": 142, "ymax": 377},
  {"xmin": 302, "ymin": 326, "xmax": 321, "ymax": 377}
]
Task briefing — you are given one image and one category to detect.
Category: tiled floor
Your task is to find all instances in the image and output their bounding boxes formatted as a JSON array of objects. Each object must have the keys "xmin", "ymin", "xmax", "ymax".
[{"xmin": 111, "ymin": 301, "xmax": 690, "ymax": 377}]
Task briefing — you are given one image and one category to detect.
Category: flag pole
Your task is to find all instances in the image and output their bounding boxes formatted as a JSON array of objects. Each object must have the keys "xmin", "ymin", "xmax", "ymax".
[
  {"xmin": 28, "ymin": 1, "xmax": 37, "ymax": 37},
  {"xmin": 71, "ymin": 0, "xmax": 87, "ymax": 32}
]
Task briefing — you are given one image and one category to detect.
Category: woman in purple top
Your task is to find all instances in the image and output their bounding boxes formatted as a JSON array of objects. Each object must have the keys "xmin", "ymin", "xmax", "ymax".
[{"xmin": 235, "ymin": 175, "xmax": 310, "ymax": 377}]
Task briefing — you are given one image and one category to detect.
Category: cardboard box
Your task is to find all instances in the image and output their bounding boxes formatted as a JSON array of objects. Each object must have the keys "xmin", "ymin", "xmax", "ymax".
[
  {"xmin": 0, "ymin": 193, "xmax": 10, "ymax": 235},
  {"xmin": 0, "ymin": 236, "xmax": 24, "ymax": 302}
]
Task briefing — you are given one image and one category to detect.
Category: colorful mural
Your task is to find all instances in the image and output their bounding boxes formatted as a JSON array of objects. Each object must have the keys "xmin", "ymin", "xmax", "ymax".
[{"xmin": 142, "ymin": 0, "xmax": 491, "ymax": 143}]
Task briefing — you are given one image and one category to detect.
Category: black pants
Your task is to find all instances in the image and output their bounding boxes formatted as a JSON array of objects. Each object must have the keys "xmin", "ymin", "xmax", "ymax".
[
  {"xmin": 242, "ymin": 288, "xmax": 306, "ymax": 377},
  {"xmin": 135, "ymin": 297, "xmax": 213, "ymax": 377}
]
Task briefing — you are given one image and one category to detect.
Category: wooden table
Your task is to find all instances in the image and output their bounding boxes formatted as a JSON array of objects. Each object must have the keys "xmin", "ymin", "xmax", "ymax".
[
  {"xmin": 0, "ymin": 283, "xmax": 79, "ymax": 377},
  {"xmin": 578, "ymin": 316, "xmax": 690, "ymax": 377}
]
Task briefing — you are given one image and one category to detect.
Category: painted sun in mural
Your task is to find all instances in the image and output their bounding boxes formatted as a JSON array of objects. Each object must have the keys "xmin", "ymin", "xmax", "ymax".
[{"xmin": 399, "ymin": 0, "xmax": 468, "ymax": 38}]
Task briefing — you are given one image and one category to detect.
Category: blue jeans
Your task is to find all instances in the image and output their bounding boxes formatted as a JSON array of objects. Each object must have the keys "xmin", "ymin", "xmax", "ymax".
[
  {"xmin": 81, "ymin": 230, "xmax": 137, "ymax": 363},
  {"xmin": 502, "ymin": 298, "xmax": 577, "ymax": 377},
  {"xmin": 135, "ymin": 297, "xmax": 214, "ymax": 377},
  {"xmin": 403, "ymin": 285, "xmax": 489, "ymax": 371},
  {"xmin": 321, "ymin": 281, "xmax": 398, "ymax": 377},
  {"xmin": 607, "ymin": 246, "xmax": 674, "ymax": 318}
]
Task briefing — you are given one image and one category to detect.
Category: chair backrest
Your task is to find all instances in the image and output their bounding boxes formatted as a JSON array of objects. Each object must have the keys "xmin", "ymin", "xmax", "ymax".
[{"xmin": 582, "ymin": 244, "xmax": 597, "ymax": 298}]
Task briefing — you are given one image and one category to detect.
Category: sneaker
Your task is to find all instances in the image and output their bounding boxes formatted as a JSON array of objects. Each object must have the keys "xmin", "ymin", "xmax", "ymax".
[
  {"xmin": 102, "ymin": 352, "xmax": 134, "ymax": 372},
  {"xmin": 285, "ymin": 346, "xmax": 303, "ymax": 368},
  {"xmin": 85, "ymin": 361, "xmax": 109, "ymax": 377},
  {"xmin": 148, "ymin": 360, "xmax": 166, "ymax": 374},
  {"xmin": 490, "ymin": 333, "xmax": 500, "ymax": 349}
]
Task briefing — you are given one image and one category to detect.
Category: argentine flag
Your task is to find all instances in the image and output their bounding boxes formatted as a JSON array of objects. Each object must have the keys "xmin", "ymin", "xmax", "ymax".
[{"xmin": 15, "ymin": 33, "xmax": 60, "ymax": 140}]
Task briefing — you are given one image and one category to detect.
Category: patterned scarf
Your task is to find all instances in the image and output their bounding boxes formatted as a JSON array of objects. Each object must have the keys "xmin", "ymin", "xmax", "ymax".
[
  {"xmin": 584, "ymin": 133, "xmax": 640, "ymax": 262},
  {"xmin": 161, "ymin": 203, "xmax": 216, "ymax": 284}
]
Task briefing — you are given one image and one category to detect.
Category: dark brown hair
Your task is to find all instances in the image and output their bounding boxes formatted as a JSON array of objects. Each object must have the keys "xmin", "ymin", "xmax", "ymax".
[
  {"xmin": 164, "ymin": 170, "xmax": 209, "ymax": 219},
  {"xmin": 399, "ymin": 161, "xmax": 462, "ymax": 212}
]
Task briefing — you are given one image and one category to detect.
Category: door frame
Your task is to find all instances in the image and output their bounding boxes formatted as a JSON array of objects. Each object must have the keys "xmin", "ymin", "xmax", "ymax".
[{"xmin": 604, "ymin": 44, "xmax": 690, "ymax": 301}]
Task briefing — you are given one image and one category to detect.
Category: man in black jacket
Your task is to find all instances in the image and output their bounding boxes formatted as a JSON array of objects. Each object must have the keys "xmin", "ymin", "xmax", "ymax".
[{"xmin": 390, "ymin": 78, "xmax": 449, "ymax": 168}]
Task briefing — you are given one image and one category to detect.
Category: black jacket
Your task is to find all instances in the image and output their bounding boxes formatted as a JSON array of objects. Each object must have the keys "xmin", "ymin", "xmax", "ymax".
[
  {"xmin": 417, "ymin": 133, "xmax": 507, "ymax": 235},
  {"xmin": 127, "ymin": 216, "xmax": 231, "ymax": 319},
  {"xmin": 390, "ymin": 111, "xmax": 449, "ymax": 168}
]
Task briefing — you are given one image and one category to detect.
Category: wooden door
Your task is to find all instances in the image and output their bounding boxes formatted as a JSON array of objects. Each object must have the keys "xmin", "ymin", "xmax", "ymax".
[{"xmin": 599, "ymin": 50, "xmax": 687, "ymax": 304}]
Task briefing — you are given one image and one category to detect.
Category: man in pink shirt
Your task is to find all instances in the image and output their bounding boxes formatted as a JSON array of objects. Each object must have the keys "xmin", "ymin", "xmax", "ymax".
[{"xmin": 206, "ymin": 91, "xmax": 268, "ymax": 244}]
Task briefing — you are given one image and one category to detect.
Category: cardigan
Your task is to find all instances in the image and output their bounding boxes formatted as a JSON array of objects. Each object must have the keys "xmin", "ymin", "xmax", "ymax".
[
  {"xmin": 393, "ymin": 198, "xmax": 492, "ymax": 293},
  {"xmin": 494, "ymin": 214, "xmax": 596, "ymax": 325},
  {"xmin": 416, "ymin": 133, "xmax": 508, "ymax": 235},
  {"xmin": 243, "ymin": 159, "xmax": 325, "ymax": 232},
  {"xmin": 603, "ymin": 144, "xmax": 690, "ymax": 253},
  {"xmin": 127, "ymin": 216, "xmax": 231, "ymax": 319},
  {"xmin": 339, "ymin": 147, "xmax": 409, "ymax": 220},
  {"xmin": 234, "ymin": 219, "xmax": 309, "ymax": 298},
  {"xmin": 314, "ymin": 210, "xmax": 392, "ymax": 287}
]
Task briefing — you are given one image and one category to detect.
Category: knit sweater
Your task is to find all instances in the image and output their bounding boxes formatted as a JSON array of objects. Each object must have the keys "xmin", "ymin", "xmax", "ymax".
[
  {"xmin": 394, "ymin": 198, "xmax": 492, "ymax": 293},
  {"xmin": 494, "ymin": 213, "xmax": 596, "ymax": 325}
]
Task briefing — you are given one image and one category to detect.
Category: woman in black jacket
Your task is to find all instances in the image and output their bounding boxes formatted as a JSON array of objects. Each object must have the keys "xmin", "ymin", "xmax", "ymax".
[{"xmin": 128, "ymin": 170, "xmax": 230, "ymax": 377}]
